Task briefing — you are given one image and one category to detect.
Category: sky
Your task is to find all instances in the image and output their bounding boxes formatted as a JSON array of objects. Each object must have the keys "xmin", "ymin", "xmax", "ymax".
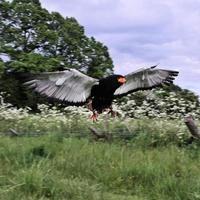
[{"xmin": 41, "ymin": 0, "xmax": 200, "ymax": 96}]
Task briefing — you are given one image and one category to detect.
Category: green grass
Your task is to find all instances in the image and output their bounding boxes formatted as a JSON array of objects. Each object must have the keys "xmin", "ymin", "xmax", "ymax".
[{"xmin": 0, "ymin": 133, "xmax": 200, "ymax": 200}]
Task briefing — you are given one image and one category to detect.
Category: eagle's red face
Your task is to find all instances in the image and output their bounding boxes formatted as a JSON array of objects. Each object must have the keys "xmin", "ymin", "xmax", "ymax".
[{"xmin": 117, "ymin": 76, "xmax": 126, "ymax": 84}]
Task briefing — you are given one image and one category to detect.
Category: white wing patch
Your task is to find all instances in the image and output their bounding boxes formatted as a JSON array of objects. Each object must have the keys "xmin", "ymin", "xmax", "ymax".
[{"xmin": 55, "ymin": 77, "xmax": 67, "ymax": 86}]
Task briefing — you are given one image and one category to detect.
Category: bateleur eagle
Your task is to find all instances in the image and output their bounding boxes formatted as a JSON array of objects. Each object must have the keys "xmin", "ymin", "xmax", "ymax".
[{"xmin": 24, "ymin": 65, "xmax": 179, "ymax": 121}]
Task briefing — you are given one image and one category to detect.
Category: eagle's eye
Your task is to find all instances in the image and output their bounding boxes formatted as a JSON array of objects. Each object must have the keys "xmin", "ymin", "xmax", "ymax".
[{"xmin": 118, "ymin": 77, "xmax": 126, "ymax": 84}]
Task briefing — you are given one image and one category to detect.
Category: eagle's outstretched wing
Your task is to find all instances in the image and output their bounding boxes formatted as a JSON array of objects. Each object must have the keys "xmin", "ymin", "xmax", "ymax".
[
  {"xmin": 114, "ymin": 66, "xmax": 179, "ymax": 97},
  {"xmin": 24, "ymin": 69, "xmax": 99, "ymax": 104}
]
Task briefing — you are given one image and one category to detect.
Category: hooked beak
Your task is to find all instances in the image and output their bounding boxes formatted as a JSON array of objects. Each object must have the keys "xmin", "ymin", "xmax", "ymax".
[{"xmin": 118, "ymin": 77, "xmax": 126, "ymax": 84}]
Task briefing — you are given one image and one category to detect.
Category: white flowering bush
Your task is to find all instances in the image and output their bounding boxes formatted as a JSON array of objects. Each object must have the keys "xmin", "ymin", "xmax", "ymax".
[
  {"xmin": 0, "ymin": 93, "xmax": 30, "ymax": 120},
  {"xmin": 1, "ymin": 88, "xmax": 199, "ymax": 121},
  {"xmin": 115, "ymin": 88, "xmax": 200, "ymax": 119},
  {"xmin": 0, "ymin": 90, "xmax": 200, "ymax": 145}
]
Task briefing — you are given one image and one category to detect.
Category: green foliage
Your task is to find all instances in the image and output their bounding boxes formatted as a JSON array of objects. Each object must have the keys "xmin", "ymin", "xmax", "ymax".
[
  {"xmin": 12, "ymin": 0, "xmax": 41, "ymax": 6},
  {"xmin": 0, "ymin": 0, "xmax": 113, "ymax": 107},
  {"xmin": 162, "ymin": 84, "xmax": 199, "ymax": 104},
  {"xmin": 0, "ymin": 0, "xmax": 113, "ymax": 75},
  {"xmin": 7, "ymin": 52, "xmax": 61, "ymax": 72}
]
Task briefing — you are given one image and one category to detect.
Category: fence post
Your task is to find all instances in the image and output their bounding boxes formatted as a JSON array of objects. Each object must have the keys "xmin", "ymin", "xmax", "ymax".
[{"xmin": 184, "ymin": 115, "xmax": 200, "ymax": 139}]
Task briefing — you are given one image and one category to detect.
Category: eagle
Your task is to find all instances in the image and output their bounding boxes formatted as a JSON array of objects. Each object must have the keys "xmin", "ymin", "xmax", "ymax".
[{"xmin": 24, "ymin": 65, "xmax": 179, "ymax": 121}]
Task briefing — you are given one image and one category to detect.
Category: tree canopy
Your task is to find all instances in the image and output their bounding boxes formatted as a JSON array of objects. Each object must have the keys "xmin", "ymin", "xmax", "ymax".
[{"xmin": 0, "ymin": 0, "xmax": 113, "ymax": 77}]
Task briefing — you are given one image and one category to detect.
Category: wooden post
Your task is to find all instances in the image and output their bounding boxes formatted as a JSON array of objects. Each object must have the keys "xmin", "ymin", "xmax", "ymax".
[
  {"xmin": 184, "ymin": 115, "xmax": 200, "ymax": 139},
  {"xmin": 7, "ymin": 128, "xmax": 19, "ymax": 137}
]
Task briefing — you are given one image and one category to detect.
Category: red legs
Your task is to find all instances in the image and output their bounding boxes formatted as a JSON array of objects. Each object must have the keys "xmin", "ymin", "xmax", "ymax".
[
  {"xmin": 90, "ymin": 111, "xmax": 98, "ymax": 122},
  {"xmin": 87, "ymin": 99, "xmax": 99, "ymax": 121}
]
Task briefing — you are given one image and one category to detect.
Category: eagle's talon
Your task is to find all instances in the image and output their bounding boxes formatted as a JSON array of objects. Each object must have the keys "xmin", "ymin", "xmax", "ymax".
[{"xmin": 90, "ymin": 112, "xmax": 98, "ymax": 121}]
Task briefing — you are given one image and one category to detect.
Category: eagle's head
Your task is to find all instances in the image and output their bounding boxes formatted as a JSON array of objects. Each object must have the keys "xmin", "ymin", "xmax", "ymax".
[{"xmin": 117, "ymin": 75, "xmax": 126, "ymax": 84}]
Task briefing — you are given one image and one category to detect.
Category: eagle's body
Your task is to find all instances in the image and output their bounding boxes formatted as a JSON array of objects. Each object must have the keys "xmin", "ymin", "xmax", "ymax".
[
  {"xmin": 24, "ymin": 65, "xmax": 179, "ymax": 120},
  {"xmin": 91, "ymin": 75, "xmax": 124, "ymax": 113}
]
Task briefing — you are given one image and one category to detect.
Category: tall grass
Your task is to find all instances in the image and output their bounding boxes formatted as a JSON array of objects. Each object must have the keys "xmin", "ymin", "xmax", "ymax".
[{"xmin": 0, "ymin": 129, "xmax": 200, "ymax": 199}]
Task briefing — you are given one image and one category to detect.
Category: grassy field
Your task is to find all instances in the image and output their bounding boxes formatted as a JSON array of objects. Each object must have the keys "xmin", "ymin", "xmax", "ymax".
[{"xmin": 0, "ymin": 118, "xmax": 200, "ymax": 200}]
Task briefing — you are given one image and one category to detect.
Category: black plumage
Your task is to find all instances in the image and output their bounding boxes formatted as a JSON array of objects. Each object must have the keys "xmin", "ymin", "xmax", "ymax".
[{"xmin": 91, "ymin": 75, "xmax": 125, "ymax": 113}]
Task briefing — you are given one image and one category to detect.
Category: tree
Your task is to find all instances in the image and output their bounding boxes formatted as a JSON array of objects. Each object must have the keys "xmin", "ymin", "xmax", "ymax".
[
  {"xmin": 0, "ymin": 0, "xmax": 113, "ymax": 75},
  {"xmin": 0, "ymin": 0, "xmax": 113, "ymax": 107}
]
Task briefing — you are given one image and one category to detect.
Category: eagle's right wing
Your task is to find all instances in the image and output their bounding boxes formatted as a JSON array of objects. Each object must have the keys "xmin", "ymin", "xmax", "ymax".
[{"xmin": 24, "ymin": 69, "xmax": 99, "ymax": 104}]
